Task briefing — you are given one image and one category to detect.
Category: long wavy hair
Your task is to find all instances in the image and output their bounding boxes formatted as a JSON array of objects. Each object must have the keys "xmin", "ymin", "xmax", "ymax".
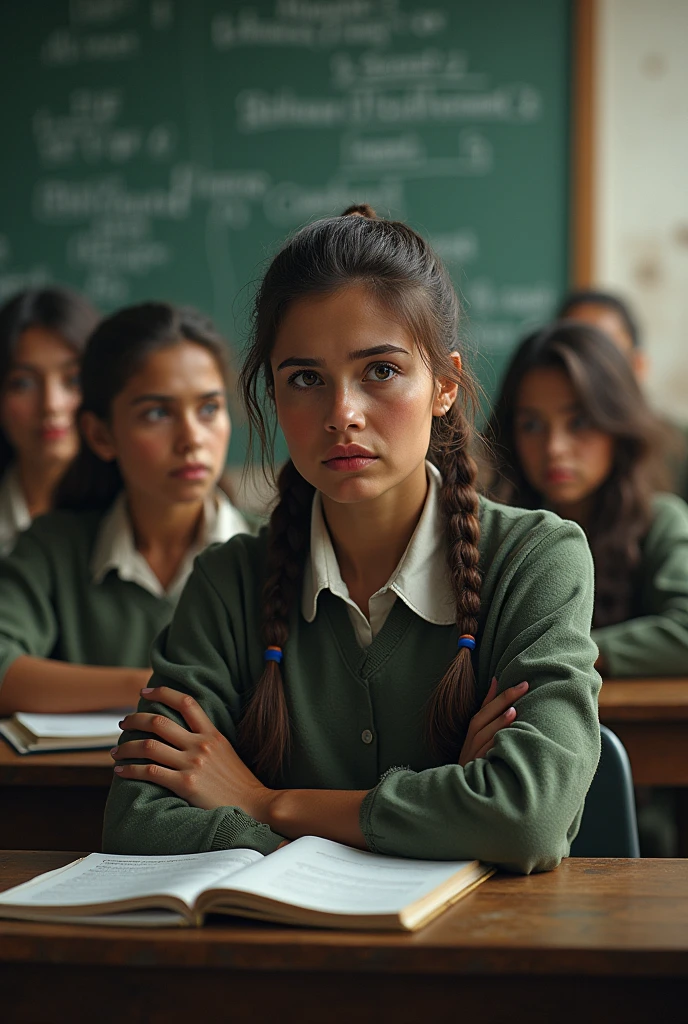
[
  {"xmin": 0, "ymin": 286, "xmax": 100, "ymax": 477},
  {"xmin": 238, "ymin": 203, "xmax": 484, "ymax": 779},
  {"xmin": 488, "ymin": 321, "xmax": 665, "ymax": 628},
  {"xmin": 55, "ymin": 302, "xmax": 231, "ymax": 511}
]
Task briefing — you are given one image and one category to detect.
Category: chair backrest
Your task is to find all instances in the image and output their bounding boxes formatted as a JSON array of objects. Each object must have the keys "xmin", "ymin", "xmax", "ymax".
[{"xmin": 569, "ymin": 725, "xmax": 640, "ymax": 858}]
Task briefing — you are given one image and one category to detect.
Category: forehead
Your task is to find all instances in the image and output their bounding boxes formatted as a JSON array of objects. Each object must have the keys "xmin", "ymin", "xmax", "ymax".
[
  {"xmin": 13, "ymin": 326, "xmax": 78, "ymax": 366},
  {"xmin": 516, "ymin": 366, "xmax": 579, "ymax": 410},
  {"xmin": 272, "ymin": 285, "xmax": 416, "ymax": 359},
  {"xmin": 120, "ymin": 341, "xmax": 224, "ymax": 395},
  {"xmin": 564, "ymin": 303, "xmax": 633, "ymax": 353}
]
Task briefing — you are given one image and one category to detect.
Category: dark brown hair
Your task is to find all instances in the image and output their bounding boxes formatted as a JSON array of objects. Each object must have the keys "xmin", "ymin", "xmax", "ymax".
[
  {"xmin": 0, "ymin": 286, "xmax": 100, "ymax": 476},
  {"xmin": 239, "ymin": 205, "xmax": 483, "ymax": 779},
  {"xmin": 55, "ymin": 302, "xmax": 231, "ymax": 511},
  {"xmin": 488, "ymin": 321, "xmax": 665, "ymax": 627}
]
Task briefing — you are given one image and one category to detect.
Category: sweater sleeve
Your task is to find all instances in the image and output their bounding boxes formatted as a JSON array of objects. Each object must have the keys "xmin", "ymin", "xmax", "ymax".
[
  {"xmin": 592, "ymin": 494, "xmax": 688, "ymax": 676},
  {"xmin": 102, "ymin": 554, "xmax": 285, "ymax": 856},
  {"xmin": 0, "ymin": 524, "xmax": 59, "ymax": 686},
  {"xmin": 359, "ymin": 521, "xmax": 601, "ymax": 874}
]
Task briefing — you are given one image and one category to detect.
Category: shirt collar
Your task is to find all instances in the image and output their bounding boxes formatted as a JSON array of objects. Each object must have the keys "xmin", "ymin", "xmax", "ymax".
[
  {"xmin": 301, "ymin": 461, "xmax": 456, "ymax": 627},
  {"xmin": 0, "ymin": 465, "xmax": 32, "ymax": 555},
  {"xmin": 91, "ymin": 489, "xmax": 247, "ymax": 599}
]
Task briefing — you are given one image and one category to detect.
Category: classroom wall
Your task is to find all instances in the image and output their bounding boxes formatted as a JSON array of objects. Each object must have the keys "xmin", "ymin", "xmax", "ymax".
[{"xmin": 595, "ymin": 0, "xmax": 688, "ymax": 425}]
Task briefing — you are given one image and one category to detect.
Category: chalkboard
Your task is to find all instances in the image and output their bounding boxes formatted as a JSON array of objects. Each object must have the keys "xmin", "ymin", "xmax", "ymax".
[{"xmin": 0, "ymin": 0, "xmax": 572, "ymax": 463}]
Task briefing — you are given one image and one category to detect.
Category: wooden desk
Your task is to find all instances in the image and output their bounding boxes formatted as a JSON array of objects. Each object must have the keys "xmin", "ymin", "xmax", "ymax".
[
  {"xmin": 0, "ymin": 853, "xmax": 686, "ymax": 1023},
  {"xmin": 598, "ymin": 679, "xmax": 688, "ymax": 786},
  {"xmin": 0, "ymin": 740, "xmax": 111, "ymax": 851}
]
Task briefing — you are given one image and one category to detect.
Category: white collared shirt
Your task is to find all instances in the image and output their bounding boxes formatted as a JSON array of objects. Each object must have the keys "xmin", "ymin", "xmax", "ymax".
[
  {"xmin": 0, "ymin": 466, "xmax": 32, "ymax": 556},
  {"xmin": 302, "ymin": 462, "xmax": 456, "ymax": 647},
  {"xmin": 90, "ymin": 489, "xmax": 248, "ymax": 599}
]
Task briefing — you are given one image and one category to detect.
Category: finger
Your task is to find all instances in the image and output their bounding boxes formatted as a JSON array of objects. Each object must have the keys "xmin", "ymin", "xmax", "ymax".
[
  {"xmin": 118, "ymin": 712, "xmax": 191, "ymax": 749},
  {"xmin": 480, "ymin": 676, "xmax": 499, "ymax": 709},
  {"xmin": 470, "ymin": 681, "xmax": 528, "ymax": 733},
  {"xmin": 470, "ymin": 705, "xmax": 517, "ymax": 754},
  {"xmin": 139, "ymin": 686, "xmax": 213, "ymax": 734},
  {"xmin": 111, "ymin": 738, "xmax": 188, "ymax": 769},
  {"xmin": 113, "ymin": 761, "xmax": 185, "ymax": 797}
]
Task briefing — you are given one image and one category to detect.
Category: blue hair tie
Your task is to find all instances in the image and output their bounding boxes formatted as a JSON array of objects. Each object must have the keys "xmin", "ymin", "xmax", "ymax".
[
  {"xmin": 458, "ymin": 635, "xmax": 476, "ymax": 651},
  {"xmin": 264, "ymin": 646, "xmax": 283, "ymax": 664}
]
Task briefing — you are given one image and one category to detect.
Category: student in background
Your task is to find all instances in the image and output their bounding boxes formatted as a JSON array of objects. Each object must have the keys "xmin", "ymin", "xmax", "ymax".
[
  {"xmin": 557, "ymin": 289, "xmax": 688, "ymax": 498},
  {"xmin": 0, "ymin": 287, "xmax": 100, "ymax": 554},
  {"xmin": 104, "ymin": 207, "xmax": 600, "ymax": 875},
  {"xmin": 488, "ymin": 321, "xmax": 688, "ymax": 678},
  {"xmin": 0, "ymin": 302, "xmax": 246, "ymax": 716}
]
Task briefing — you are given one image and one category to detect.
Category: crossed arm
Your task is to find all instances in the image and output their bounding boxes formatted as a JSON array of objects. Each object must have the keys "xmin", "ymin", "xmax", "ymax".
[{"xmin": 111, "ymin": 678, "xmax": 528, "ymax": 848}]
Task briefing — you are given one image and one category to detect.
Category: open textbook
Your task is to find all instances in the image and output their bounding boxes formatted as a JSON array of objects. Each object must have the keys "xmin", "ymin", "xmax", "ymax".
[
  {"xmin": 0, "ymin": 711, "xmax": 124, "ymax": 754},
  {"xmin": 0, "ymin": 836, "xmax": 494, "ymax": 931}
]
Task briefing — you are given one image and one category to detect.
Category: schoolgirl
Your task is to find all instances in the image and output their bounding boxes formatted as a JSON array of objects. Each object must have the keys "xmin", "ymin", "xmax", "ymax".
[
  {"xmin": 0, "ymin": 302, "xmax": 246, "ymax": 714},
  {"xmin": 105, "ymin": 209, "xmax": 600, "ymax": 874},
  {"xmin": 488, "ymin": 320, "xmax": 688, "ymax": 677},
  {"xmin": 0, "ymin": 287, "xmax": 99, "ymax": 554}
]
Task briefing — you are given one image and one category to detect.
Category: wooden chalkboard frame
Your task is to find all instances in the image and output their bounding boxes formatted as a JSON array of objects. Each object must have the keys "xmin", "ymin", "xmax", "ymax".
[{"xmin": 571, "ymin": 0, "xmax": 596, "ymax": 285}]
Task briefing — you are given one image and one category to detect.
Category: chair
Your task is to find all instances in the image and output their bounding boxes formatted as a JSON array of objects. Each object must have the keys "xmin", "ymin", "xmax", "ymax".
[{"xmin": 569, "ymin": 725, "xmax": 640, "ymax": 857}]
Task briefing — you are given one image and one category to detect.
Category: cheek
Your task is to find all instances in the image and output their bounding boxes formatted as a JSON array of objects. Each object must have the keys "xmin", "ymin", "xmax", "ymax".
[
  {"xmin": 584, "ymin": 436, "xmax": 615, "ymax": 482},
  {"xmin": 116, "ymin": 430, "xmax": 172, "ymax": 475},
  {"xmin": 1, "ymin": 393, "xmax": 39, "ymax": 429}
]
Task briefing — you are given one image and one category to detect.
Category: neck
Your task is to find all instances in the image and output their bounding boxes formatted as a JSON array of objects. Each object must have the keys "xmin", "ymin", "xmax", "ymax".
[
  {"xmin": 551, "ymin": 495, "xmax": 595, "ymax": 532},
  {"xmin": 126, "ymin": 489, "xmax": 209, "ymax": 589},
  {"xmin": 16, "ymin": 457, "xmax": 68, "ymax": 519},
  {"xmin": 320, "ymin": 461, "xmax": 429, "ymax": 613}
]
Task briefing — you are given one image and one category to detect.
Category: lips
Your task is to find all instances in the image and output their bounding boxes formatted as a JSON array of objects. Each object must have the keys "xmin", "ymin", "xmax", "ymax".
[
  {"xmin": 322, "ymin": 443, "xmax": 378, "ymax": 473},
  {"xmin": 40, "ymin": 426, "xmax": 71, "ymax": 442},
  {"xmin": 545, "ymin": 467, "xmax": 576, "ymax": 484},
  {"xmin": 170, "ymin": 463, "xmax": 210, "ymax": 480}
]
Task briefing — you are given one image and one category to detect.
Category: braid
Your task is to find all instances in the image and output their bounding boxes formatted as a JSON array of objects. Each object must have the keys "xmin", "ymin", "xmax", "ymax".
[
  {"xmin": 427, "ymin": 403, "xmax": 482, "ymax": 759},
  {"xmin": 237, "ymin": 460, "xmax": 314, "ymax": 780}
]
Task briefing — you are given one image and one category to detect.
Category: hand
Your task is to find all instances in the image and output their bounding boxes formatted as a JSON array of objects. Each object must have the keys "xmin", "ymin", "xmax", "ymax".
[
  {"xmin": 458, "ymin": 677, "xmax": 529, "ymax": 767},
  {"xmin": 111, "ymin": 685, "xmax": 273, "ymax": 820}
]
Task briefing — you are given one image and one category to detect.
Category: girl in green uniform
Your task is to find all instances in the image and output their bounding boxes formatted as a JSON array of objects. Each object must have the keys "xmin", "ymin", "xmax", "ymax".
[
  {"xmin": 488, "ymin": 320, "xmax": 688, "ymax": 677},
  {"xmin": 105, "ymin": 208, "xmax": 600, "ymax": 874},
  {"xmin": 0, "ymin": 302, "xmax": 245, "ymax": 715}
]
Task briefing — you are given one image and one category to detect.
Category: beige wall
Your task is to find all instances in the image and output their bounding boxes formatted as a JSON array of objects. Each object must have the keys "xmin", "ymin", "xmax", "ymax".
[{"xmin": 595, "ymin": 0, "xmax": 688, "ymax": 423}]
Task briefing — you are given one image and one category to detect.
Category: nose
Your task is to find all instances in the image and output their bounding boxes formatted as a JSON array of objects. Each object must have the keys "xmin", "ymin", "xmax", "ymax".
[
  {"xmin": 546, "ymin": 424, "xmax": 570, "ymax": 459},
  {"xmin": 325, "ymin": 383, "xmax": 365, "ymax": 433},
  {"xmin": 42, "ymin": 376, "xmax": 73, "ymax": 417},
  {"xmin": 175, "ymin": 411, "xmax": 203, "ymax": 454}
]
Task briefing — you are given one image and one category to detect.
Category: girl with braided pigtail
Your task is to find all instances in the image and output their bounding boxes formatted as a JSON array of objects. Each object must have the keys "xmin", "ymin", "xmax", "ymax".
[{"xmin": 105, "ymin": 207, "xmax": 601, "ymax": 874}]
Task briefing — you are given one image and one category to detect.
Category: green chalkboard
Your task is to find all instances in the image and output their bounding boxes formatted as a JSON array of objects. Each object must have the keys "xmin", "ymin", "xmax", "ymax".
[{"xmin": 0, "ymin": 0, "xmax": 572, "ymax": 463}]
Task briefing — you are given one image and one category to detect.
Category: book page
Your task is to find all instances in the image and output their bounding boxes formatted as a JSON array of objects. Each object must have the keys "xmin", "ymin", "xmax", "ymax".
[
  {"xmin": 220, "ymin": 837, "xmax": 474, "ymax": 915},
  {"xmin": 13, "ymin": 712, "xmax": 125, "ymax": 739},
  {"xmin": 0, "ymin": 849, "xmax": 263, "ymax": 911}
]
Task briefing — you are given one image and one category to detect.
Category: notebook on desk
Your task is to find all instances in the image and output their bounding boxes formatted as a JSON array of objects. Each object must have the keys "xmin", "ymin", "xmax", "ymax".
[{"xmin": 0, "ymin": 711, "xmax": 125, "ymax": 754}]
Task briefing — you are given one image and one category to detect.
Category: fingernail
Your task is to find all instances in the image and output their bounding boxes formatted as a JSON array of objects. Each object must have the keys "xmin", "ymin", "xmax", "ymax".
[
  {"xmin": 113, "ymin": 766, "xmax": 124, "ymax": 773},
  {"xmin": 141, "ymin": 687, "xmax": 154, "ymax": 694},
  {"xmin": 507, "ymin": 706, "xmax": 516, "ymax": 716},
  {"xmin": 516, "ymin": 681, "xmax": 529, "ymax": 691},
  {"xmin": 110, "ymin": 747, "xmax": 118, "ymax": 756}
]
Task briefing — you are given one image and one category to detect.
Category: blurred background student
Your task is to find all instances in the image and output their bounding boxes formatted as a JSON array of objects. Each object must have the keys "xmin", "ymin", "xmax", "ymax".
[
  {"xmin": 487, "ymin": 320, "xmax": 688, "ymax": 680},
  {"xmin": 557, "ymin": 289, "xmax": 688, "ymax": 500},
  {"xmin": 0, "ymin": 301, "xmax": 246, "ymax": 715},
  {"xmin": 0, "ymin": 287, "xmax": 100, "ymax": 554}
]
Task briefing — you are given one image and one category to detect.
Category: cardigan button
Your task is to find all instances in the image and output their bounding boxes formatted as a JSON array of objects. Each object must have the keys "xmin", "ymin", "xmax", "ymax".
[{"xmin": 361, "ymin": 729, "xmax": 374, "ymax": 744}]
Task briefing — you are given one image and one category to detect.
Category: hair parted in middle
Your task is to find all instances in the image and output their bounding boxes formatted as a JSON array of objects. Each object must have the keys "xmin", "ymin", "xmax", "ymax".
[
  {"xmin": 487, "ymin": 320, "xmax": 666, "ymax": 629},
  {"xmin": 239, "ymin": 204, "xmax": 483, "ymax": 779}
]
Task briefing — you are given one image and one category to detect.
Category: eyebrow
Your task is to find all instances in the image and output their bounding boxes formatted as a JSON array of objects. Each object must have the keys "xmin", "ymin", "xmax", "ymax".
[
  {"xmin": 10, "ymin": 357, "xmax": 80, "ymax": 372},
  {"xmin": 276, "ymin": 344, "xmax": 411, "ymax": 371},
  {"xmin": 130, "ymin": 389, "xmax": 225, "ymax": 406},
  {"xmin": 516, "ymin": 402, "xmax": 583, "ymax": 415}
]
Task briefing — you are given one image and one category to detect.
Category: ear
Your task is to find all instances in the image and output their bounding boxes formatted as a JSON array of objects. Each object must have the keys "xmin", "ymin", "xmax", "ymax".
[
  {"xmin": 432, "ymin": 351, "xmax": 462, "ymax": 417},
  {"xmin": 80, "ymin": 411, "xmax": 117, "ymax": 462}
]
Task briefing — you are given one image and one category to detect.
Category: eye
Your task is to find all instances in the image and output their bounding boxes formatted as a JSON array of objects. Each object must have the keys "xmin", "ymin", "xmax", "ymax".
[
  {"xmin": 515, "ymin": 416, "xmax": 542, "ymax": 435},
  {"xmin": 199, "ymin": 400, "xmax": 221, "ymax": 419},
  {"xmin": 363, "ymin": 362, "xmax": 400, "ymax": 382},
  {"xmin": 287, "ymin": 370, "xmax": 323, "ymax": 389},
  {"xmin": 64, "ymin": 373, "xmax": 81, "ymax": 391},
  {"xmin": 142, "ymin": 405, "xmax": 169, "ymax": 423},
  {"xmin": 6, "ymin": 375, "xmax": 34, "ymax": 393},
  {"xmin": 569, "ymin": 412, "xmax": 591, "ymax": 432}
]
